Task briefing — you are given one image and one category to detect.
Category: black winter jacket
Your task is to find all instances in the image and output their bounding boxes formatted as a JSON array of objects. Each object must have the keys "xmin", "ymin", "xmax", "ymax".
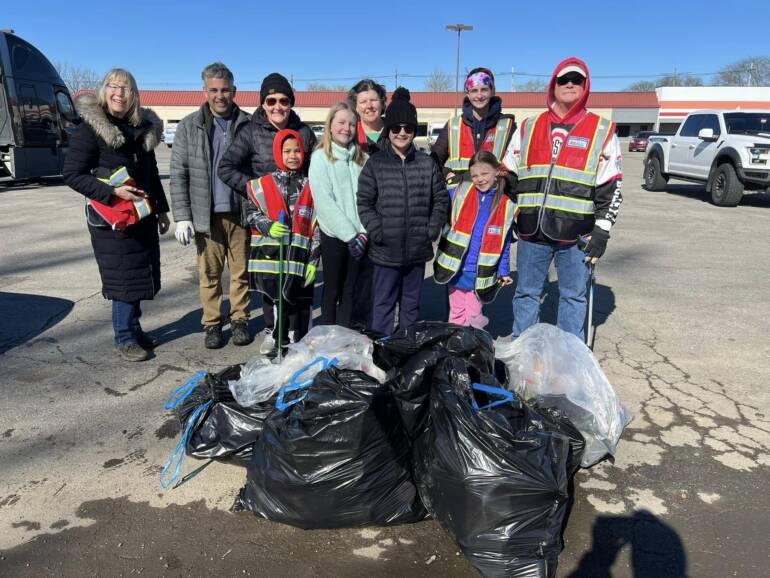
[
  {"xmin": 357, "ymin": 143, "xmax": 449, "ymax": 267},
  {"xmin": 63, "ymin": 94, "xmax": 167, "ymax": 302},
  {"xmin": 217, "ymin": 108, "xmax": 316, "ymax": 195}
]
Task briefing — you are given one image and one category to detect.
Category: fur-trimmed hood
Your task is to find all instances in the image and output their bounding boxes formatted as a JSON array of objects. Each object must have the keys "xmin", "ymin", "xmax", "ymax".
[{"xmin": 75, "ymin": 93, "xmax": 163, "ymax": 151}]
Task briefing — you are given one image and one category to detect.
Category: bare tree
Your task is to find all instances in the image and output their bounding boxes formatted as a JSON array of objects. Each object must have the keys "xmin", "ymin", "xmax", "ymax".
[
  {"xmin": 714, "ymin": 57, "xmax": 770, "ymax": 86},
  {"xmin": 518, "ymin": 79, "xmax": 548, "ymax": 92},
  {"xmin": 657, "ymin": 73, "xmax": 703, "ymax": 87},
  {"xmin": 306, "ymin": 83, "xmax": 348, "ymax": 92},
  {"xmin": 55, "ymin": 61, "xmax": 101, "ymax": 94},
  {"xmin": 624, "ymin": 80, "xmax": 657, "ymax": 92},
  {"xmin": 424, "ymin": 69, "xmax": 453, "ymax": 92},
  {"xmin": 623, "ymin": 74, "xmax": 703, "ymax": 91}
]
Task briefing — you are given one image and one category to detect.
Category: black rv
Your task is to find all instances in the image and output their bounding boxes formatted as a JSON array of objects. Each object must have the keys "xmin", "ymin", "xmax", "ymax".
[{"xmin": 0, "ymin": 29, "xmax": 78, "ymax": 181}]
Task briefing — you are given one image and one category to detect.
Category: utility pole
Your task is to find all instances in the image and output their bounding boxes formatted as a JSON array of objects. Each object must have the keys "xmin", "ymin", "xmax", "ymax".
[
  {"xmin": 511, "ymin": 66, "xmax": 515, "ymax": 92},
  {"xmin": 395, "ymin": 69, "xmax": 399, "ymax": 89},
  {"xmin": 446, "ymin": 24, "xmax": 473, "ymax": 117},
  {"xmin": 748, "ymin": 61, "xmax": 755, "ymax": 87}
]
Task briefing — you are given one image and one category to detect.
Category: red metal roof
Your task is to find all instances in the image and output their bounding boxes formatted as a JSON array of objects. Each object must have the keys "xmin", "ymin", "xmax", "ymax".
[{"xmin": 118, "ymin": 90, "xmax": 658, "ymax": 109}]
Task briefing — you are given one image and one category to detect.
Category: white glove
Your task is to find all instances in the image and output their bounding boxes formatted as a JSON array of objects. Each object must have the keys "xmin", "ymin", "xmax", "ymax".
[{"xmin": 174, "ymin": 220, "xmax": 195, "ymax": 246}]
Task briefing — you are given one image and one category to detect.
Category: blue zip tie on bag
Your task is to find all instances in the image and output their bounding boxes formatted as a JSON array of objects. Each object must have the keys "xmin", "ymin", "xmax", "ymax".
[
  {"xmin": 164, "ymin": 370, "xmax": 207, "ymax": 410},
  {"xmin": 471, "ymin": 382, "xmax": 515, "ymax": 411},
  {"xmin": 275, "ymin": 356, "xmax": 338, "ymax": 411},
  {"xmin": 160, "ymin": 399, "xmax": 212, "ymax": 489}
]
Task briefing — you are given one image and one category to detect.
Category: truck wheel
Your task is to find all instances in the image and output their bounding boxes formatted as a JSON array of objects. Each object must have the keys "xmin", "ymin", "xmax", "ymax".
[
  {"xmin": 643, "ymin": 156, "xmax": 668, "ymax": 191},
  {"xmin": 710, "ymin": 163, "xmax": 743, "ymax": 207}
]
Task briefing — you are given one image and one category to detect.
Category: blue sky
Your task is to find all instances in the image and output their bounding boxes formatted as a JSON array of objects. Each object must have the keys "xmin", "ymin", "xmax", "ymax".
[{"xmin": 4, "ymin": 0, "xmax": 768, "ymax": 91}]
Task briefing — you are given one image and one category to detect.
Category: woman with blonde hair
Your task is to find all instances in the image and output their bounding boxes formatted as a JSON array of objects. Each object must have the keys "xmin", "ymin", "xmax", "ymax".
[
  {"xmin": 63, "ymin": 68, "xmax": 170, "ymax": 362},
  {"xmin": 308, "ymin": 101, "xmax": 369, "ymax": 327}
]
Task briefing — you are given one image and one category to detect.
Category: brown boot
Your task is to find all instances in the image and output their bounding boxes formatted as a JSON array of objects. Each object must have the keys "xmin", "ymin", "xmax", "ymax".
[{"xmin": 114, "ymin": 343, "xmax": 150, "ymax": 362}]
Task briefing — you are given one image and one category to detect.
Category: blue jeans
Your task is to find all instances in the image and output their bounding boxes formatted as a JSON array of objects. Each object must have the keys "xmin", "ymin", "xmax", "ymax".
[
  {"xmin": 112, "ymin": 300, "xmax": 142, "ymax": 346},
  {"xmin": 512, "ymin": 240, "xmax": 589, "ymax": 340}
]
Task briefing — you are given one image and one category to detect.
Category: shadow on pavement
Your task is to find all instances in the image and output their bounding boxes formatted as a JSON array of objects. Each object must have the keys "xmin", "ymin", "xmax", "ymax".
[
  {"xmin": 0, "ymin": 496, "xmax": 473, "ymax": 577},
  {"xmin": 0, "ymin": 292, "xmax": 74, "ymax": 354},
  {"xmin": 660, "ymin": 184, "xmax": 770, "ymax": 208},
  {"xmin": 567, "ymin": 509, "xmax": 688, "ymax": 578},
  {"xmin": 419, "ymin": 273, "xmax": 616, "ymax": 340}
]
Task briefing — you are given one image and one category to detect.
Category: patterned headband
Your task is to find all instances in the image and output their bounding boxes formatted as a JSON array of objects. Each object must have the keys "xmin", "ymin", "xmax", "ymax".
[{"xmin": 465, "ymin": 72, "xmax": 493, "ymax": 91}]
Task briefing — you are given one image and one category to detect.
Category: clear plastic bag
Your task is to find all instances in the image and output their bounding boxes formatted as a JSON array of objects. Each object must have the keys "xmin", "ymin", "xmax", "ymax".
[
  {"xmin": 229, "ymin": 325, "xmax": 387, "ymax": 407},
  {"xmin": 495, "ymin": 323, "xmax": 632, "ymax": 467}
]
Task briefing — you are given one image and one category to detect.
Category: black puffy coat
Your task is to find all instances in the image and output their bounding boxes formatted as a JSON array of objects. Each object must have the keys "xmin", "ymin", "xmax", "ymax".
[
  {"xmin": 63, "ymin": 94, "xmax": 168, "ymax": 302},
  {"xmin": 357, "ymin": 143, "xmax": 449, "ymax": 267},
  {"xmin": 217, "ymin": 107, "xmax": 316, "ymax": 195}
]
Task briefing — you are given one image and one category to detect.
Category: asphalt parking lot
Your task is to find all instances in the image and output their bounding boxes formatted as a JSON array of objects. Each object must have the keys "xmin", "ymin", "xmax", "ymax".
[{"xmin": 1, "ymin": 147, "xmax": 769, "ymax": 577}]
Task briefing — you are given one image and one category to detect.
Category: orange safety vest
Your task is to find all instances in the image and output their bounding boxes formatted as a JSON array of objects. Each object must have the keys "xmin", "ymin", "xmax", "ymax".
[
  {"xmin": 246, "ymin": 175, "xmax": 316, "ymax": 301},
  {"xmin": 516, "ymin": 111, "xmax": 614, "ymax": 240},
  {"xmin": 433, "ymin": 181, "xmax": 516, "ymax": 304},
  {"xmin": 90, "ymin": 166, "xmax": 153, "ymax": 230},
  {"xmin": 445, "ymin": 115, "xmax": 515, "ymax": 173}
]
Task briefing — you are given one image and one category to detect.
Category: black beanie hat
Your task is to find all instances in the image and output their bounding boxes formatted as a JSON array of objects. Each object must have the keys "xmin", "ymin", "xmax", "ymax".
[
  {"xmin": 383, "ymin": 87, "xmax": 417, "ymax": 130},
  {"xmin": 260, "ymin": 72, "xmax": 295, "ymax": 106}
]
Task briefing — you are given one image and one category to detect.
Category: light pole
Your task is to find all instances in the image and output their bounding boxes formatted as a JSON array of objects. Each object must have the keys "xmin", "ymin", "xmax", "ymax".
[{"xmin": 446, "ymin": 24, "xmax": 473, "ymax": 117}]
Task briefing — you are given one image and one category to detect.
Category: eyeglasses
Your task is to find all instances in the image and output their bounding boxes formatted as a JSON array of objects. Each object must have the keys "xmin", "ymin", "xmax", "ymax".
[
  {"xmin": 389, "ymin": 124, "xmax": 415, "ymax": 135},
  {"xmin": 265, "ymin": 96, "xmax": 290, "ymax": 107},
  {"xmin": 106, "ymin": 84, "xmax": 130, "ymax": 93},
  {"xmin": 556, "ymin": 73, "xmax": 585, "ymax": 86}
]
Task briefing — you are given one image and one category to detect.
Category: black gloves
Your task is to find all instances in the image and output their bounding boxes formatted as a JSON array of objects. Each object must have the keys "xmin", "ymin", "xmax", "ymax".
[{"xmin": 583, "ymin": 227, "xmax": 610, "ymax": 261}]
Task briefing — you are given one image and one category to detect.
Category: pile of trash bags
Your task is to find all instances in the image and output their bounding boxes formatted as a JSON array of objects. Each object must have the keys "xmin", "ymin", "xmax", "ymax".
[{"xmin": 163, "ymin": 322, "xmax": 630, "ymax": 577}]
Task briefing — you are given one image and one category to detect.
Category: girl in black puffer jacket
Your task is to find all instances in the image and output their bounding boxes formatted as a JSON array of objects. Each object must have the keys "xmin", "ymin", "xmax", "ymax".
[{"xmin": 357, "ymin": 88, "xmax": 449, "ymax": 335}]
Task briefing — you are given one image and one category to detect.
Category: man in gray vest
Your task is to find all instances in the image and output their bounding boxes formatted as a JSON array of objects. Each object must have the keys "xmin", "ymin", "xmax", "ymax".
[{"xmin": 170, "ymin": 62, "xmax": 252, "ymax": 348}]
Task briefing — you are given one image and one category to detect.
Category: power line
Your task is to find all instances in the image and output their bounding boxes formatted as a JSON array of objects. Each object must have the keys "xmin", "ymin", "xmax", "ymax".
[{"xmin": 133, "ymin": 67, "xmax": 765, "ymax": 87}]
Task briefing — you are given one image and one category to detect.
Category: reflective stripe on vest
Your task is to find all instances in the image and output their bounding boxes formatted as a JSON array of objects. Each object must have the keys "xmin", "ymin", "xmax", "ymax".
[
  {"xmin": 92, "ymin": 166, "xmax": 153, "ymax": 228},
  {"xmin": 474, "ymin": 199, "xmax": 515, "ymax": 303},
  {"xmin": 433, "ymin": 181, "xmax": 515, "ymax": 304},
  {"xmin": 518, "ymin": 112, "xmax": 613, "ymax": 188},
  {"xmin": 246, "ymin": 175, "xmax": 316, "ymax": 298},
  {"xmin": 517, "ymin": 192, "xmax": 595, "ymax": 215},
  {"xmin": 445, "ymin": 116, "xmax": 514, "ymax": 171}
]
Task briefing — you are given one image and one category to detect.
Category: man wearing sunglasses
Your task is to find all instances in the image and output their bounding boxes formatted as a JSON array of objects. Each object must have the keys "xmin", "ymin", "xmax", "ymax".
[{"xmin": 502, "ymin": 57, "xmax": 623, "ymax": 341}]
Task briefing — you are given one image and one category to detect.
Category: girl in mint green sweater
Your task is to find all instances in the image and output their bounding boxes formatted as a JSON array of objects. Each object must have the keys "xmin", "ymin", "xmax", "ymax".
[{"xmin": 309, "ymin": 101, "xmax": 369, "ymax": 327}]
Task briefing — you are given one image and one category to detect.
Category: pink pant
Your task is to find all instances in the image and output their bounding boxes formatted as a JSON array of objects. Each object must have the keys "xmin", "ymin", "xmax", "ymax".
[{"xmin": 448, "ymin": 286, "xmax": 489, "ymax": 329}]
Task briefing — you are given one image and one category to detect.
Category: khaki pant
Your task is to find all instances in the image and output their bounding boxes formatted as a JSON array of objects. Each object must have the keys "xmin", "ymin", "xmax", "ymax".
[{"xmin": 195, "ymin": 212, "xmax": 250, "ymax": 326}]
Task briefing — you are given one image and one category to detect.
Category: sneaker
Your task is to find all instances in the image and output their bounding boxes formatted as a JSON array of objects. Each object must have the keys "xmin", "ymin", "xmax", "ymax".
[
  {"xmin": 231, "ymin": 320, "xmax": 252, "ymax": 346},
  {"xmin": 114, "ymin": 343, "xmax": 150, "ymax": 362},
  {"xmin": 259, "ymin": 328, "xmax": 275, "ymax": 355},
  {"xmin": 137, "ymin": 331, "xmax": 158, "ymax": 349},
  {"xmin": 204, "ymin": 324, "xmax": 224, "ymax": 349}
]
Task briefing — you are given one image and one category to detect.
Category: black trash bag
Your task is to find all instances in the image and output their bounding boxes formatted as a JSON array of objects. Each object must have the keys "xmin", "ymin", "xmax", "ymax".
[
  {"xmin": 176, "ymin": 365, "xmax": 277, "ymax": 465},
  {"xmin": 414, "ymin": 356, "xmax": 583, "ymax": 578},
  {"xmin": 373, "ymin": 321, "xmax": 498, "ymax": 437},
  {"xmin": 233, "ymin": 366, "xmax": 427, "ymax": 529}
]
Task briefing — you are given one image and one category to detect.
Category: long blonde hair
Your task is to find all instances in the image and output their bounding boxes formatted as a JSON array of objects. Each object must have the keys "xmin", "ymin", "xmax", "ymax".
[
  {"xmin": 319, "ymin": 101, "xmax": 366, "ymax": 166},
  {"xmin": 97, "ymin": 68, "xmax": 141, "ymax": 126}
]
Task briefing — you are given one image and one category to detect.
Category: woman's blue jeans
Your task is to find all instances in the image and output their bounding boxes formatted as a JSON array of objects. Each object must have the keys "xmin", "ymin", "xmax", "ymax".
[
  {"xmin": 112, "ymin": 300, "xmax": 142, "ymax": 346},
  {"xmin": 512, "ymin": 239, "xmax": 589, "ymax": 341}
]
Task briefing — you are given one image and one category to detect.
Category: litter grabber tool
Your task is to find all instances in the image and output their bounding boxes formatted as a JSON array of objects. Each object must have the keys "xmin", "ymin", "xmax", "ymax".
[
  {"xmin": 277, "ymin": 211, "xmax": 287, "ymax": 363},
  {"xmin": 577, "ymin": 236, "xmax": 597, "ymax": 350}
]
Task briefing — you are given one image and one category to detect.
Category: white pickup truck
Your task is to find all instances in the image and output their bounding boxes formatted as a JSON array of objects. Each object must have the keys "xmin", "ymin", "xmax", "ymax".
[{"xmin": 643, "ymin": 110, "xmax": 770, "ymax": 206}]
